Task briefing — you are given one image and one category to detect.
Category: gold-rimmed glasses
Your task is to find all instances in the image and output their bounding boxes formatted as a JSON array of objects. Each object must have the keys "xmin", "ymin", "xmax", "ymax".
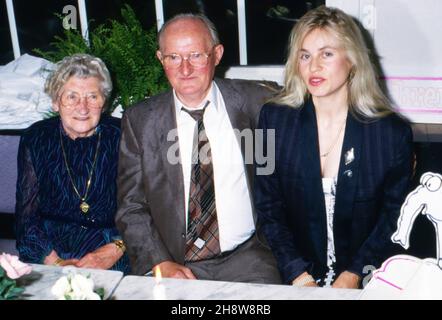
[
  {"xmin": 59, "ymin": 91, "xmax": 104, "ymax": 109},
  {"xmin": 160, "ymin": 46, "xmax": 216, "ymax": 69}
]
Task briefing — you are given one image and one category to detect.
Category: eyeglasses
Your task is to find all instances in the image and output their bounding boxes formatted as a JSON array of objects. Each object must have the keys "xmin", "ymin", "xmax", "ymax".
[
  {"xmin": 59, "ymin": 91, "xmax": 104, "ymax": 109},
  {"xmin": 160, "ymin": 50, "xmax": 213, "ymax": 69}
]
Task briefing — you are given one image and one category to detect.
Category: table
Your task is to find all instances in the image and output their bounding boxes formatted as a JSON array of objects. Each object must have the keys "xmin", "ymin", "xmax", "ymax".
[
  {"xmin": 112, "ymin": 276, "xmax": 362, "ymax": 300},
  {"xmin": 19, "ymin": 264, "xmax": 124, "ymax": 300},
  {"xmin": 16, "ymin": 265, "xmax": 362, "ymax": 300}
]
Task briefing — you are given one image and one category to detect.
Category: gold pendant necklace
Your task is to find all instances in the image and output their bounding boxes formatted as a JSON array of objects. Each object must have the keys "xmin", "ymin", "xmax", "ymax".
[
  {"xmin": 59, "ymin": 128, "xmax": 101, "ymax": 214},
  {"xmin": 320, "ymin": 118, "xmax": 347, "ymax": 158}
]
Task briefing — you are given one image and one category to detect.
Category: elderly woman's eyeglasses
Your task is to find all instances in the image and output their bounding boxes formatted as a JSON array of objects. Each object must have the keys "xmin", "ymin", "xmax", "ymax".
[
  {"xmin": 160, "ymin": 50, "xmax": 213, "ymax": 69},
  {"xmin": 59, "ymin": 91, "xmax": 104, "ymax": 109}
]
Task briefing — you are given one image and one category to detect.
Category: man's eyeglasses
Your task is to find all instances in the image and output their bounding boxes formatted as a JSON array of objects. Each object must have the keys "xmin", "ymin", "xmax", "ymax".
[
  {"xmin": 59, "ymin": 91, "xmax": 104, "ymax": 109},
  {"xmin": 160, "ymin": 50, "xmax": 213, "ymax": 69}
]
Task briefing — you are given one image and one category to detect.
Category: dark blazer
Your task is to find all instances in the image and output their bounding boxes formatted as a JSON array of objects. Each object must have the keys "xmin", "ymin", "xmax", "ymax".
[
  {"xmin": 116, "ymin": 78, "xmax": 277, "ymax": 275},
  {"xmin": 254, "ymin": 99, "xmax": 414, "ymax": 284}
]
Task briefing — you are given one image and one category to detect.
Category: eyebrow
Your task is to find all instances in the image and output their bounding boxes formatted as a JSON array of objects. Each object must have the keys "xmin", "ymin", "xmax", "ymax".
[
  {"xmin": 63, "ymin": 90, "xmax": 101, "ymax": 95},
  {"xmin": 300, "ymin": 45, "xmax": 338, "ymax": 52}
]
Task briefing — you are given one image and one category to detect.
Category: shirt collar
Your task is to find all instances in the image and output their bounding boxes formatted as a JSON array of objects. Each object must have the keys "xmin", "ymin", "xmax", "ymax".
[{"xmin": 174, "ymin": 82, "xmax": 219, "ymax": 115}]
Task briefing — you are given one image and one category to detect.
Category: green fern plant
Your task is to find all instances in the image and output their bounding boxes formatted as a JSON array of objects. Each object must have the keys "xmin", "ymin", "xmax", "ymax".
[{"xmin": 34, "ymin": 4, "xmax": 169, "ymax": 112}]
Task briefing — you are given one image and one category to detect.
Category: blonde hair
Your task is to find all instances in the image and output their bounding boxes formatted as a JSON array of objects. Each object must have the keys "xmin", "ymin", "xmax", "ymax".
[{"xmin": 273, "ymin": 5, "xmax": 392, "ymax": 120}]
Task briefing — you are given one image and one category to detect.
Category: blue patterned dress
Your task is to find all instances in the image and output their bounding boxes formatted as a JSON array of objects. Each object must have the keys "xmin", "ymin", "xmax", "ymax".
[{"xmin": 15, "ymin": 115, "xmax": 130, "ymax": 274}]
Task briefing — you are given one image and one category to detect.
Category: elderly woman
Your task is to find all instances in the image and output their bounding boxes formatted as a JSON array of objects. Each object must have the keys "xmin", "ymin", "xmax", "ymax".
[{"xmin": 15, "ymin": 53, "xmax": 130, "ymax": 273}]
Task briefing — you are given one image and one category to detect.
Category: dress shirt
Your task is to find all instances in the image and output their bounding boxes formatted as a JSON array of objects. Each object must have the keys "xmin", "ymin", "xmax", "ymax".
[{"xmin": 174, "ymin": 82, "xmax": 255, "ymax": 252}]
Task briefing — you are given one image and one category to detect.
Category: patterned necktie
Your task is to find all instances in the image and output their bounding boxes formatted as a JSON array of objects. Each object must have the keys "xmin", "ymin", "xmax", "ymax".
[{"xmin": 182, "ymin": 102, "xmax": 221, "ymax": 262}]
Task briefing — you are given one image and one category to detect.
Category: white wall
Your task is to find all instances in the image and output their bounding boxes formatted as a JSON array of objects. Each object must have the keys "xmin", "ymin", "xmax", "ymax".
[{"xmin": 327, "ymin": 0, "xmax": 442, "ymax": 124}]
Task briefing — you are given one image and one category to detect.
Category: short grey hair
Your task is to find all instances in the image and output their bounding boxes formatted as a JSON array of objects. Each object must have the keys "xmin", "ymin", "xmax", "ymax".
[
  {"xmin": 157, "ymin": 13, "xmax": 220, "ymax": 51},
  {"xmin": 45, "ymin": 53, "xmax": 112, "ymax": 102}
]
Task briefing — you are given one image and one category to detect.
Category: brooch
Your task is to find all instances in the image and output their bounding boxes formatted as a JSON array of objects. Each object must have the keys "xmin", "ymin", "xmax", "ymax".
[{"xmin": 344, "ymin": 147, "xmax": 354, "ymax": 166}]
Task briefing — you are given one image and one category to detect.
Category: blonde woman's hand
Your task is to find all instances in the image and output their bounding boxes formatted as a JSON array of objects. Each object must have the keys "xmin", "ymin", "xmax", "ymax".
[
  {"xmin": 292, "ymin": 272, "xmax": 318, "ymax": 287},
  {"xmin": 332, "ymin": 271, "xmax": 361, "ymax": 289}
]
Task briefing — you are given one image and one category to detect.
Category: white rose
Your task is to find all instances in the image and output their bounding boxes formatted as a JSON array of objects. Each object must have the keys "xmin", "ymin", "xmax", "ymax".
[
  {"xmin": 51, "ymin": 272, "xmax": 102, "ymax": 300},
  {"xmin": 70, "ymin": 274, "xmax": 96, "ymax": 300},
  {"xmin": 51, "ymin": 276, "xmax": 71, "ymax": 299},
  {"xmin": 84, "ymin": 291, "xmax": 101, "ymax": 300}
]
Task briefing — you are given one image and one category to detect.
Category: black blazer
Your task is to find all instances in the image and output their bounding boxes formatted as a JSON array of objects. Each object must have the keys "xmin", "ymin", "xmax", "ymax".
[{"xmin": 254, "ymin": 99, "xmax": 414, "ymax": 284}]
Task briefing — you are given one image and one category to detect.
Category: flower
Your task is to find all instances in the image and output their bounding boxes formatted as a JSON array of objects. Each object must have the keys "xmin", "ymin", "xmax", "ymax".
[
  {"xmin": 0, "ymin": 253, "xmax": 32, "ymax": 300},
  {"xmin": 0, "ymin": 253, "xmax": 33, "ymax": 279},
  {"xmin": 51, "ymin": 272, "xmax": 103, "ymax": 300}
]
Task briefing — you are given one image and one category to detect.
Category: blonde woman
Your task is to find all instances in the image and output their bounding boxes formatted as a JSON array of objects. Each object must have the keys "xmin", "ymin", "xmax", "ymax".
[{"xmin": 254, "ymin": 6, "xmax": 413, "ymax": 288}]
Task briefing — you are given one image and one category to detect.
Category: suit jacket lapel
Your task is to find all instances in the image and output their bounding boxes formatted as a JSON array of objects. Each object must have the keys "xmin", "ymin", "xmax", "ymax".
[
  {"xmin": 215, "ymin": 79, "xmax": 251, "ymax": 133},
  {"xmin": 155, "ymin": 92, "xmax": 186, "ymax": 230},
  {"xmin": 334, "ymin": 112, "xmax": 362, "ymax": 262},
  {"xmin": 215, "ymin": 79, "xmax": 257, "ymax": 221},
  {"xmin": 299, "ymin": 100, "xmax": 328, "ymax": 266}
]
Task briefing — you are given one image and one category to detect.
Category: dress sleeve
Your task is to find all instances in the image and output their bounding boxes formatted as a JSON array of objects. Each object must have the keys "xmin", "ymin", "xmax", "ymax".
[{"xmin": 15, "ymin": 135, "xmax": 53, "ymax": 263}]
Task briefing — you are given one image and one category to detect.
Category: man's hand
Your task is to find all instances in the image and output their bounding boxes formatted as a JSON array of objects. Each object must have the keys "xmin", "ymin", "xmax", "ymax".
[
  {"xmin": 153, "ymin": 261, "xmax": 196, "ymax": 279},
  {"xmin": 332, "ymin": 271, "xmax": 361, "ymax": 289},
  {"xmin": 75, "ymin": 242, "xmax": 123, "ymax": 269}
]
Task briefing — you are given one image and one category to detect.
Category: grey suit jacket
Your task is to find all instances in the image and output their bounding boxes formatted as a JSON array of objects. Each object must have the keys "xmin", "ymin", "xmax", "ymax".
[{"xmin": 116, "ymin": 78, "xmax": 277, "ymax": 275}]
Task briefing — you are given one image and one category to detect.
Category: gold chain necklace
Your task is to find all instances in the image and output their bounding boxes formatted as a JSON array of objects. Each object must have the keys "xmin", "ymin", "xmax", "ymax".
[
  {"xmin": 320, "ymin": 118, "xmax": 347, "ymax": 158},
  {"xmin": 59, "ymin": 128, "xmax": 101, "ymax": 214}
]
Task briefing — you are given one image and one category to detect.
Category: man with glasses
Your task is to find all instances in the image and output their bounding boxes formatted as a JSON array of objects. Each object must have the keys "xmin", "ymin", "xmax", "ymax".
[{"xmin": 116, "ymin": 14, "xmax": 281, "ymax": 283}]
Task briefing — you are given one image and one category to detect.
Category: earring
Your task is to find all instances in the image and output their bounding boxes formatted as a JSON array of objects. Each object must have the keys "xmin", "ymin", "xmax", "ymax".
[{"xmin": 348, "ymin": 68, "xmax": 355, "ymax": 81}]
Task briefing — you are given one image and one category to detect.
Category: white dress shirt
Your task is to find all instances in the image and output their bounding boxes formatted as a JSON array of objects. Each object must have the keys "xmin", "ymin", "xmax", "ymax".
[{"xmin": 174, "ymin": 82, "xmax": 255, "ymax": 252}]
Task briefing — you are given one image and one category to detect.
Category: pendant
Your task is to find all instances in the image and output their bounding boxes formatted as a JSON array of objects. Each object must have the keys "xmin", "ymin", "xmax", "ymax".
[{"xmin": 80, "ymin": 201, "xmax": 90, "ymax": 213}]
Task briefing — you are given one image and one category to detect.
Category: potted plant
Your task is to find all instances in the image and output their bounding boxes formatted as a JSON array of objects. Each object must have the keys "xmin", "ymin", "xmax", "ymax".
[{"xmin": 34, "ymin": 4, "xmax": 169, "ymax": 114}]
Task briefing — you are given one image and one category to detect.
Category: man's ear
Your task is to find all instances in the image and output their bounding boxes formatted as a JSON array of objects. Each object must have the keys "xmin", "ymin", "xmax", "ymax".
[
  {"xmin": 213, "ymin": 44, "xmax": 224, "ymax": 66},
  {"xmin": 156, "ymin": 50, "xmax": 163, "ymax": 62}
]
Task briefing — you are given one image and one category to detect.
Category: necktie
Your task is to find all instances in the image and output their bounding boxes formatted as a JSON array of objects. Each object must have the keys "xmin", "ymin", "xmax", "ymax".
[{"xmin": 182, "ymin": 102, "xmax": 221, "ymax": 262}]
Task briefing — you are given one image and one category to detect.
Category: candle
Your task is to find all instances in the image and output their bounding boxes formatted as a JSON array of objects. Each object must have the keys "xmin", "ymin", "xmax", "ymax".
[
  {"xmin": 153, "ymin": 266, "xmax": 166, "ymax": 300},
  {"xmin": 153, "ymin": 282, "xmax": 166, "ymax": 300}
]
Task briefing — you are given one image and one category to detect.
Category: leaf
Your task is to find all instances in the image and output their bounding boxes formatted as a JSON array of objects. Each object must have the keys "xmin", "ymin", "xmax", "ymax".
[
  {"xmin": 33, "ymin": 4, "xmax": 169, "ymax": 113},
  {"xmin": 0, "ymin": 277, "xmax": 15, "ymax": 294},
  {"xmin": 95, "ymin": 287, "xmax": 105, "ymax": 300},
  {"xmin": 4, "ymin": 286, "xmax": 24, "ymax": 300},
  {"xmin": 0, "ymin": 277, "xmax": 23, "ymax": 300}
]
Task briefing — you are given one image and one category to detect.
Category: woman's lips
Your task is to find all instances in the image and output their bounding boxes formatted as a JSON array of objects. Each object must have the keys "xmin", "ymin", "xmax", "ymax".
[{"xmin": 309, "ymin": 77, "xmax": 325, "ymax": 86}]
